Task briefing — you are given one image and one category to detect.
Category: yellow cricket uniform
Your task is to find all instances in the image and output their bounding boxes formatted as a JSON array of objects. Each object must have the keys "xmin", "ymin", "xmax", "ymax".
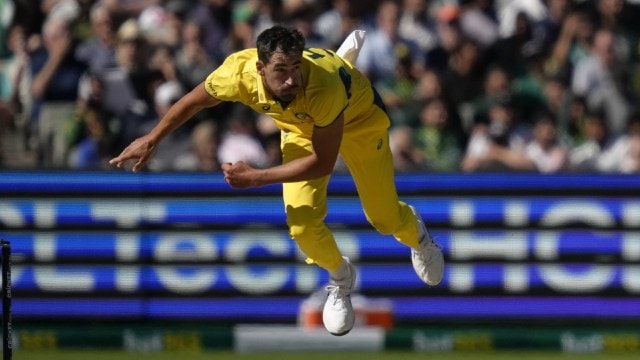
[{"xmin": 205, "ymin": 48, "xmax": 421, "ymax": 271}]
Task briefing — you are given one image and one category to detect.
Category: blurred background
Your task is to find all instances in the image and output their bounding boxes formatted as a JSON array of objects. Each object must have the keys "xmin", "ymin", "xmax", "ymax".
[{"xmin": 1, "ymin": 0, "xmax": 640, "ymax": 357}]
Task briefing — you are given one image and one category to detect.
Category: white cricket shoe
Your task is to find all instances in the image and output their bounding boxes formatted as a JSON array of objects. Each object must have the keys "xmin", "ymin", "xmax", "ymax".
[
  {"xmin": 323, "ymin": 257, "xmax": 356, "ymax": 336},
  {"xmin": 409, "ymin": 205, "xmax": 444, "ymax": 286}
]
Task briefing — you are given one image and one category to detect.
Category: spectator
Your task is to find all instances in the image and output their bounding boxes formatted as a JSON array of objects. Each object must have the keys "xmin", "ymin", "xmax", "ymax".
[
  {"xmin": 542, "ymin": 72, "xmax": 574, "ymax": 144},
  {"xmin": 524, "ymin": 112, "xmax": 569, "ymax": 173},
  {"xmin": 590, "ymin": 0, "xmax": 637, "ymax": 35},
  {"xmin": 314, "ymin": 0, "xmax": 359, "ymax": 50},
  {"xmin": 571, "ymin": 28, "xmax": 630, "ymax": 136},
  {"xmin": 0, "ymin": 23, "xmax": 30, "ymax": 166},
  {"xmin": 374, "ymin": 43, "xmax": 419, "ymax": 127},
  {"xmin": 411, "ymin": 68, "xmax": 467, "ymax": 141},
  {"xmin": 389, "ymin": 125, "xmax": 426, "ymax": 172},
  {"xmin": 398, "ymin": 0, "xmax": 438, "ymax": 56},
  {"xmin": 568, "ymin": 108, "xmax": 613, "ymax": 172},
  {"xmin": 497, "ymin": 0, "xmax": 547, "ymax": 39},
  {"xmin": 620, "ymin": 133, "xmax": 640, "ymax": 173},
  {"xmin": 75, "ymin": 2, "xmax": 118, "ymax": 74},
  {"xmin": 546, "ymin": 9, "xmax": 593, "ymax": 78},
  {"xmin": 561, "ymin": 95, "xmax": 589, "ymax": 147},
  {"xmin": 589, "ymin": 0, "xmax": 640, "ymax": 96},
  {"xmin": 597, "ymin": 112, "xmax": 640, "ymax": 173},
  {"xmin": 187, "ymin": 0, "xmax": 232, "ymax": 64},
  {"xmin": 493, "ymin": 11, "xmax": 544, "ymax": 78},
  {"xmin": 414, "ymin": 97, "xmax": 464, "ymax": 172},
  {"xmin": 39, "ymin": 0, "xmax": 80, "ymax": 22},
  {"xmin": 137, "ymin": 5, "xmax": 181, "ymax": 47},
  {"xmin": 29, "ymin": 12, "xmax": 88, "ymax": 168},
  {"xmin": 424, "ymin": 4, "xmax": 463, "ymax": 71},
  {"xmin": 145, "ymin": 80, "xmax": 192, "ymax": 171},
  {"xmin": 175, "ymin": 20, "xmax": 218, "ymax": 90},
  {"xmin": 0, "ymin": 0, "xmax": 15, "ymax": 59},
  {"xmin": 383, "ymin": 70, "xmax": 443, "ymax": 132},
  {"xmin": 100, "ymin": 0, "xmax": 162, "ymax": 26},
  {"xmin": 217, "ymin": 107, "xmax": 268, "ymax": 168},
  {"xmin": 262, "ymin": 131, "xmax": 283, "ymax": 168},
  {"xmin": 148, "ymin": 43, "xmax": 178, "ymax": 82},
  {"xmin": 537, "ymin": 0, "xmax": 573, "ymax": 53},
  {"xmin": 511, "ymin": 48, "xmax": 551, "ymax": 125},
  {"xmin": 440, "ymin": 37, "xmax": 485, "ymax": 121},
  {"xmin": 251, "ymin": 0, "xmax": 286, "ymax": 39},
  {"xmin": 414, "ymin": 69, "xmax": 443, "ymax": 103},
  {"xmin": 356, "ymin": 0, "xmax": 422, "ymax": 83},
  {"xmin": 173, "ymin": 119, "xmax": 221, "ymax": 172},
  {"xmin": 67, "ymin": 97, "xmax": 122, "ymax": 170},
  {"xmin": 471, "ymin": 65, "xmax": 512, "ymax": 131},
  {"xmin": 461, "ymin": 95, "xmax": 534, "ymax": 172},
  {"xmin": 98, "ymin": 19, "xmax": 156, "ymax": 143},
  {"xmin": 458, "ymin": 0, "xmax": 500, "ymax": 50},
  {"xmin": 224, "ymin": 2, "xmax": 258, "ymax": 55},
  {"xmin": 290, "ymin": 4, "xmax": 326, "ymax": 49}
]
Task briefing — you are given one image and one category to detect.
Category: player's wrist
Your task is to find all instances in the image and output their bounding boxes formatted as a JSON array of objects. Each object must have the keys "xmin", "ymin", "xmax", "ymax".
[{"xmin": 253, "ymin": 169, "xmax": 268, "ymax": 187}]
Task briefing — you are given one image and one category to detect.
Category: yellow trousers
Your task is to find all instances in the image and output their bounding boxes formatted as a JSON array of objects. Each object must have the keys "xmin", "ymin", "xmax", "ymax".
[{"xmin": 281, "ymin": 106, "xmax": 421, "ymax": 272}]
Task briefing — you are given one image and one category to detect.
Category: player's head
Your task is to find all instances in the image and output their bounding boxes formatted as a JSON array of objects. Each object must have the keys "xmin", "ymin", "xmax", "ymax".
[
  {"xmin": 256, "ymin": 25, "xmax": 305, "ymax": 103},
  {"xmin": 257, "ymin": 25, "xmax": 305, "ymax": 63}
]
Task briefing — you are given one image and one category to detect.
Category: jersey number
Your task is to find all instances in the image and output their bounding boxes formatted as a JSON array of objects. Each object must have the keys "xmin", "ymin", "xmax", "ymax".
[
  {"xmin": 338, "ymin": 67, "xmax": 352, "ymax": 99},
  {"xmin": 304, "ymin": 48, "xmax": 331, "ymax": 59}
]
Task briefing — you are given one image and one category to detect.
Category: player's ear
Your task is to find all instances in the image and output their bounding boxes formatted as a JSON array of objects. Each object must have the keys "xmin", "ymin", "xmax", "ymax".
[{"xmin": 256, "ymin": 61, "xmax": 265, "ymax": 76}]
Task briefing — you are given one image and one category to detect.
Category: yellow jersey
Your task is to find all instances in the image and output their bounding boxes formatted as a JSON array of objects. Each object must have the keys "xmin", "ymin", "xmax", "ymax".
[{"xmin": 204, "ymin": 48, "xmax": 384, "ymax": 137}]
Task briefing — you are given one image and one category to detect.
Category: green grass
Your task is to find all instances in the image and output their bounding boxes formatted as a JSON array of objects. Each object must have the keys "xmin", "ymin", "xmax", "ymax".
[{"xmin": 13, "ymin": 350, "xmax": 640, "ymax": 360}]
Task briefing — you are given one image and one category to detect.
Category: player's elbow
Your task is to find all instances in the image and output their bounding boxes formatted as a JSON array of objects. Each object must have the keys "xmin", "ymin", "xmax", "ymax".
[{"xmin": 313, "ymin": 157, "xmax": 336, "ymax": 177}]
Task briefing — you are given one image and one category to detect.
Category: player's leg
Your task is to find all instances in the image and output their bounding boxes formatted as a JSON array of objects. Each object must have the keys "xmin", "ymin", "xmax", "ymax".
[
  {"xmin": 340, "ymin": 109, "xmax": 444, "ymax": 286},
  {"xmin": 281, "ymin": 130, "xmax": 356, "ymax": 336},
  {"xmin": 283, "ymin": 175, "xmax": 341, "ymax": 271}
]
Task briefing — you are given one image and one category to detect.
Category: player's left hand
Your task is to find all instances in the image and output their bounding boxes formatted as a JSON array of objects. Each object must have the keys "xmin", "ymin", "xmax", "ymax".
[{"xmin": 221, "ymin": 162, "xmax": 258, "ymax": 189}]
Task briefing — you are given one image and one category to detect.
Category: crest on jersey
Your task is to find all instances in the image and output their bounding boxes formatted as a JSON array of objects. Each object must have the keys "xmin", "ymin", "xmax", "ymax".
[{"xmin": 295, "ymin": 112, "xmax": 313, "ymax": 122}]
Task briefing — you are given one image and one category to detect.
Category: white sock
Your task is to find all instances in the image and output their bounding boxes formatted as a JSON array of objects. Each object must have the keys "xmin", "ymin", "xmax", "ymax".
[{"xmin": 329, "ymin": 258, "xmax": 349, "ymax": 281}]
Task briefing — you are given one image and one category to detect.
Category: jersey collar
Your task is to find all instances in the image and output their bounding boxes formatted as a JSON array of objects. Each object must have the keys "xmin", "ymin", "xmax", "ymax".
[{"xmin": 256, "ymin": 73, "xmax": 273, "ymax": 105}]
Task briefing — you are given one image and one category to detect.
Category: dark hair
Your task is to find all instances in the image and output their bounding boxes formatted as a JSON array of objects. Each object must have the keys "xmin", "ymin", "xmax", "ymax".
[{"xmin": 256, "ymin": 25, "xmax": 305, "ymax": 63}]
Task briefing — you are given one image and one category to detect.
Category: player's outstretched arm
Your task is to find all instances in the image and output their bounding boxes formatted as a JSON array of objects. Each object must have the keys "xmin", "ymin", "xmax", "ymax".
[{"xmin": 109, "ymin": 82, "xmax": 221, "ymax": 172}]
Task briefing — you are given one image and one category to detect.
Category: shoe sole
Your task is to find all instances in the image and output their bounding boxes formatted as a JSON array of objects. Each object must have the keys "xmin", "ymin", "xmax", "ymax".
[{"xmin": 329, "ymin": 329, "xmax": 352, "ymax": 336}]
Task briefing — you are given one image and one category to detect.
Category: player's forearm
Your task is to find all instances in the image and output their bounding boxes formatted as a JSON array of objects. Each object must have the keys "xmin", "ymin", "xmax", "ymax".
[
  {"xmin": 148, "ymin": 89, "xmax": 215, "ymax": 143},
  {"xmin": 148, "ymin": 108, "xmax": 195, "ymax": 143},
  {"xmin": 255, "ymin": 154, "xmax": 334, "ymax": 186}
]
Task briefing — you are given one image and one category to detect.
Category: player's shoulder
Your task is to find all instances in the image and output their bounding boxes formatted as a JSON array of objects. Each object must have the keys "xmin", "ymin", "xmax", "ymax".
[
  {"xmin": 303, "ymin": 48, "xmax": 345, "ymax": 78},
  {"xmin": 225, "ymin": 48, "xmax": 258, "ymax": 64},
  {"xmin": 216, "ymin": 48, "xmax": 259, "ymax": 77}
]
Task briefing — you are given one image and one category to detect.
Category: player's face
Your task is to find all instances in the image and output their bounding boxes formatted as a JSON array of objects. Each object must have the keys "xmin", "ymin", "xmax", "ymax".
[{"xmin": 257, "ymin": 49, "xmax": 302, "ymax": 103}]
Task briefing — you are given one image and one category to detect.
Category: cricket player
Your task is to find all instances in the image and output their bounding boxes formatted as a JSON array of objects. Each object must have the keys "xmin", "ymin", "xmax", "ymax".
[{"xmin": 110, "ymin": 25, "xmax": 444, "ymax": 336}]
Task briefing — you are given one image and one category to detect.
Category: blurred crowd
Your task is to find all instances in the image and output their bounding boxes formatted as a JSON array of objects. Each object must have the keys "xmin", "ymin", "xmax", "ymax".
[{"xmin": 1, "ymin": 0, "xmax": 640, "ymax": 173}]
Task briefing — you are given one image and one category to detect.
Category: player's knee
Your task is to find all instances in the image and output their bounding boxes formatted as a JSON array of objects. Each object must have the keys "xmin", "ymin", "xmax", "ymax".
[
  {"xmin": 288, "ymin": 221, "xmax": 325, "ymax": 242},
  {"xmin": 366, "ymin": 213, "xmax": 397, "ymax": 235},
  {"xmin": 286, "ymin": 205, "xmax": 323, "ymax": 241}
]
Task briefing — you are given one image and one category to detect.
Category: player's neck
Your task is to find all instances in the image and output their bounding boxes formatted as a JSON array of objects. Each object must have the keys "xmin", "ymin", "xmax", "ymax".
[{"xmin": 274, "ymin": 97, "xmax": 290, "ymax": 109}]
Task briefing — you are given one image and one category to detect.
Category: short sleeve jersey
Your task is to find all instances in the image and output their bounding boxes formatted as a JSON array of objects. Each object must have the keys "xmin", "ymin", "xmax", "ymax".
[{"xmin": 204, "ymin": 48, "xmax": 375, "ymax": 136}]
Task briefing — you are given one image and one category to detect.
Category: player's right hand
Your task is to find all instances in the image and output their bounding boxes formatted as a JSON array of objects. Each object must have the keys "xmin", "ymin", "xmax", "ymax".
[{"xmin": 109, "ymin": 135, "xmax": 158, "ymax": 172}]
